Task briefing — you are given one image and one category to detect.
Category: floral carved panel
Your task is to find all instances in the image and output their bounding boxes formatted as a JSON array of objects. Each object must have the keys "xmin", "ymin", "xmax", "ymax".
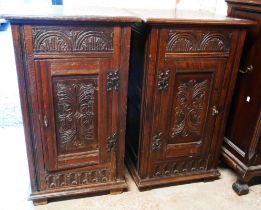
[
  {"xmin": 171, "ymin": 79, "xmax": 209, "ymax": 142},
  {"xmin": 53, "ymin": 77, "xmax": 98, "ymax": 154}
]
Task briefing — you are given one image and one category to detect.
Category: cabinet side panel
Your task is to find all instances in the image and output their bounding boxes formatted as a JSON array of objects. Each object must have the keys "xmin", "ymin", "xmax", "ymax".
[
  {"xmin": 11, "ymin": 25, "xmax": 38, "ymax": 192},
  {"xmin": 212, "ymin": 31, "xmax": 247, "ymax": 168}
]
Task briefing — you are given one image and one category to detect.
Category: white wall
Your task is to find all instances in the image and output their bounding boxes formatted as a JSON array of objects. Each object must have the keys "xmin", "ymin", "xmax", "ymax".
[
  {"xmin": 63, "ymin": 0, "xmax": 176, "ymax": 9},
  {"xmin": 63, "ymin": 0, "xmax": 226, "ymax": 14},
  {"xmin": 0, "ymin": 0, "xmax": 227, "ymax": 16},
  {"xmin": 177, "ymin": 0, "xmax": 227, "ymax": 15}
]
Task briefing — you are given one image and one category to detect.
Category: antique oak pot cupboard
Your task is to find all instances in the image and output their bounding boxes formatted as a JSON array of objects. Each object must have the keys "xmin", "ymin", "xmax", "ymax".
[
  {"xmin": 3, "ymin": 6, "xmax": 140, "ymax": 205},
  {"xmin": 222, "ymin": 0, "xmax": 261, "ymax": 195},
  {"xmin": 125, "ymin": 9, "xmax": 255, "ymax": 189},
  {"xmin": 2, "ymin": 6, "xmax": 256, "ymax": 205}
]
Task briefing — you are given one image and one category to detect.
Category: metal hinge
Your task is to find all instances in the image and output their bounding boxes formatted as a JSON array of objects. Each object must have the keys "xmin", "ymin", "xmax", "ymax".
[
  {"xmin": 152, "ymin": 132, "xmax": 162, "ymax": 151},
  {"xmin": 106, "ymin": 133, "xmax": 117, "ymax": 152},
  {"xmin": 157, "ymin": 70, "xmax": 169, "ymax": 90},
  {"xmin": 107, "ymin": 71, "xmax": 119, "ymax": 91}
]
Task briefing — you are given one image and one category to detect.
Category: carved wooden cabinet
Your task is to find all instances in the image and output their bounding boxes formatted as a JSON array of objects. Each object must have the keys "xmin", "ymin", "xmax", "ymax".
[
  {"xmin": 125, "ymin": 9, "xmax": 255, "ymax": 189},
  {"xmin": 3, "ymin": 7, "xmax": 139, "ymax": 205},
  {"xmin": 222, "ymin": 0, "xmax": 261, "ymax": 195}
]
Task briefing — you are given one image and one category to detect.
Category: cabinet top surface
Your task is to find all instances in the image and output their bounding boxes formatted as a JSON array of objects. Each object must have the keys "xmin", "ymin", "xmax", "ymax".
[
  {"xmin": 0, "ymin": 5, "xmax": 256, "ymax": 26},
  {"xmin": 0, "ymin": 5, "xmax": 141, "ymax": 23},
  {"xmin": 127, "ymin": 8, "xmax": 256, "ymax": 26},
  {"xmin": 226, "ymin": 0, "xmax": 261, "ymax": 6}
]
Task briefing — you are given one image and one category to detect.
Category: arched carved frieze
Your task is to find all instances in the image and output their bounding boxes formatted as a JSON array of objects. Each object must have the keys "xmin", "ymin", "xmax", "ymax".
[
  {"xmin": 32, "ymin": 27, "xmax": 113, "ymax": 53},
  {"xmin": 75, "ymin": 31, "xmax": 113, "ymax": 51},
  {"xmin": 166, "ymin": 30, "xmax": 231, "ymax": 52},
  {"xmin": 200, "ymin": 32, "xmax": 230, "ymax": 51}
]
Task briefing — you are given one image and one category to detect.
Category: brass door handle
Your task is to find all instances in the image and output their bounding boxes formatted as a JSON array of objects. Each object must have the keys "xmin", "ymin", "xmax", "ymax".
[
  {"xmin": 43, "ymin": 115, "xmax": 48, "ymax": 127},
  {"xmin": 239, "ymin": 65, "xmax": 253, "ymax": 74},
  {"xmin": 212, "ymin": 106, "xmax": 219, "ymax": 116}
]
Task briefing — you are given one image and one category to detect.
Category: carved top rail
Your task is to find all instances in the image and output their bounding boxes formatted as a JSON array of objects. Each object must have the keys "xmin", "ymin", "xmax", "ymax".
[
  {"xmin": 166, "ymin": 30, "xmax": 232, "ymax": 53},
  {"xmin": 32, "ymin": 27, "xmax": 114, "ymax": 54}
]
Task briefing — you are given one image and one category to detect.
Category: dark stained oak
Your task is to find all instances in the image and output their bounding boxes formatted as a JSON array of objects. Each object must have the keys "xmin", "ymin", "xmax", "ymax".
[
  {"xmin": 3, "ymin": 5, "xmax": 257, "ymax": 201},
  {"xmin": 4, "ymin": 7, "xmax": 140, "ymax": 205},
  {"xmin": 125, "ymin": 9, "xmax": 254, "ymax": 189},
  {"xmin": 222, "ymin": 0, "xmax": 261, "ymax": 195}
]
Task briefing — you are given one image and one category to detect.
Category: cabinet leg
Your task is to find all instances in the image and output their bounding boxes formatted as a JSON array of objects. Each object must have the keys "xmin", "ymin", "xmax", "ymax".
[
  {"xmin": 33, "ymin": 198, "xmax": 48, "ymax": 206},
  {"xmin": 110, "ymin": 188, "xmax": 123, "ymax": 195},
  {"xmin": 232, "ymin": 180, "xmax": 249, "ymax": 196}
]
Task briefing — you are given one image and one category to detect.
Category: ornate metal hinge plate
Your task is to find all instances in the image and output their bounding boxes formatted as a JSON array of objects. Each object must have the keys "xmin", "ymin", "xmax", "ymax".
[
  {"xmin": 106, "ymin": 133, "xmax": 117, "ymax": 152},
  {"xmin": 107, "ymin": 71, "xmax": 119, "ymax": 91},
  {"xmin": 152, "ymin": 132, "xmax": 162, "ymax": 151},
  {"xmin": 157, "ymin": 70, "xmax": 170, "ymax": 90}
]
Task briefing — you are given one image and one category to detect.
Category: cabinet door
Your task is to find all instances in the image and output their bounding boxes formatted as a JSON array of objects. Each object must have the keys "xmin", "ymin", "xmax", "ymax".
[
  {"xmin": 35, "ymin": 58, "xmax": 113, "ymax": 171},
  {"xmin": 150, "ymin": 58, "xmax": 226, "ymax": 173}
]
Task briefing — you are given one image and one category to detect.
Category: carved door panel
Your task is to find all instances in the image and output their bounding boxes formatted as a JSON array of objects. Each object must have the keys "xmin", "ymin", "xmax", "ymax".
[
  {"xmin": 150, "ymin": 59, "xmax": 226, "ymax": 164},
  {"xmin": 36, "ymin": 58, "xmax": 113, "ymax": 172}
]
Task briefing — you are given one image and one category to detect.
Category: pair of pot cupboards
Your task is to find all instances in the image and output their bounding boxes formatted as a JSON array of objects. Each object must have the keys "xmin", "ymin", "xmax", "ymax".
[{"xmin": 2, "ymin": 0, "xmax": 260, "ymax": 205}]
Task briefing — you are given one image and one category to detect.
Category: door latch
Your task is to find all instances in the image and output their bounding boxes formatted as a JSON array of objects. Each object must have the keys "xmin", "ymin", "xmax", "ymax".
[
  {"xmin": 43, "ymin": 115, "xmax": 48, "ymax": 127},
  {"xmin": 212, "ymin": 106, "xmax": 219, "ymax": 116}
]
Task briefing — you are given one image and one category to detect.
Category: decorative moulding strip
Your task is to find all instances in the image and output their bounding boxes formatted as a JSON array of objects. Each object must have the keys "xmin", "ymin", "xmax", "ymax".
[
  {"xmin": 153, "ymin": 158, "xmax": 208, "ymax": 178},
  {"xmin": 46, "ymin": 168, "xmax": 111, "ymax": 189}
]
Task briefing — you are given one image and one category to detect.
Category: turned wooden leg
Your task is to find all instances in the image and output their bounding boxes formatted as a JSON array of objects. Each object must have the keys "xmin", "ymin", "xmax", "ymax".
[
  {"xmin": 110, "ymin": 188, "xmax": 123, "ymax": 195},
  {"xmin": 33, "ymin": 198, "xmax": 48, "ymax": 206},
  {"xmin": 232, "ymin": 180, "xmax": 249, "ymax": 196}
]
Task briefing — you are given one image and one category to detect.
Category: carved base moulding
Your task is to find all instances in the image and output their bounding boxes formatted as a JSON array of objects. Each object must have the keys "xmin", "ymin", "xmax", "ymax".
[
  {"xmin": 126, "ymin": 155, "xmax": 220, "ymax": 189},
  {"xmin": 31, "ymin": 181, "xmax": 127, "ymax": 205}
]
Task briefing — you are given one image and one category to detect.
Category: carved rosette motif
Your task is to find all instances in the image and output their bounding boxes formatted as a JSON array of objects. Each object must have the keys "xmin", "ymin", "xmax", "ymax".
[
  {"xmin": 172, "ymin": 80, "xmax": 208, "ymax": 138},
  {"xmin": 46, "ymin": 169, "xmax": 110, "ymax": 189},
  {"xmin": 153, "ymin": 159, "xmax": 207, "ymax": 177},
  {"xmin": 32, "ymin": 27, "xmax": 113, "ymax": 53},
  {"xmin": 166, "ymin": 30, "xmax": 231, "ymax": 52},
  {"xmin": 54, "ymin": 79, "xmax": 97, "ymax": 153}
]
